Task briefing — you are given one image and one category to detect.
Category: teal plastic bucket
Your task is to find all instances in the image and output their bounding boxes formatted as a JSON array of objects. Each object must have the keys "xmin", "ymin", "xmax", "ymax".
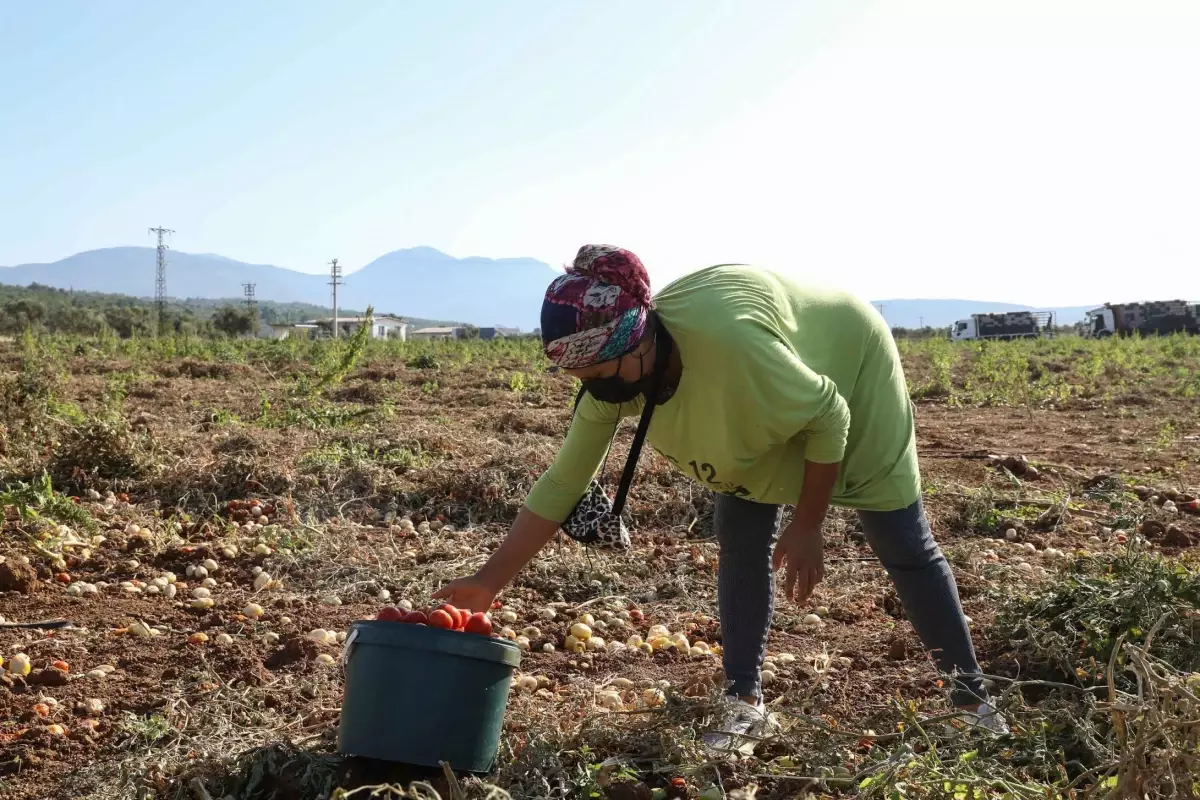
[{"xmin": 338, "ymin": 620, "xmax": 521, "ymax": 772}]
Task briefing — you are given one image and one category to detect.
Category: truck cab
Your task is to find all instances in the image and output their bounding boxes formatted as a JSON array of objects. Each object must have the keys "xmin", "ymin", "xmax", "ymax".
[
  {"xmin": 1083, "ymin": 307, "xmax": 1116, "ymax": 338},
  {"xmin": 950, "ymin": 311, "xmax": 1049, "ymax": 341},
  {"xmin": 950, "ymin": 318, "xmax": 976, "ymax": 341}
]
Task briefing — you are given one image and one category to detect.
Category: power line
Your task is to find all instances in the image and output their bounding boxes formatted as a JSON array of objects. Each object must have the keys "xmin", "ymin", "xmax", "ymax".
[
  {"xmin": 148, "ymin": 226, "xmax": 174, "ymax": 335},
  {"xmin": 329, "ymin": 258, "xmax": 343, "ymax": 338}
]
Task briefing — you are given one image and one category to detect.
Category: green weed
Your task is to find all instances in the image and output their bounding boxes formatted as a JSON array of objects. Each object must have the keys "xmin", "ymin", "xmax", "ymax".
[
  {"xmin": 408, "ymin": 353, "xmax": 440, "ymax": 370},
  {"xmin": 309, "ymin": 306, "xmax": 373, "ymax": 395},
  {"xmin": 298, "ymin": 441, "xmax": 429, "ymax": 472},
  {"xmin": 260, "ymin": 401, "xmax": 376, "ymax": 431},
  {"xmin": 903, "ymin": 333, "xmax": 1200, "ymax": 409},
  {"xmin": 118, "ymin": 712, "xmax": 172, "ymax": 746},
  {"xmin": 0, "ymin": 471, "xmax": 97, "ymax": 533},
  {"xmin": 210, "ymin": 408, "xmax": 239, "ymax": 425}
]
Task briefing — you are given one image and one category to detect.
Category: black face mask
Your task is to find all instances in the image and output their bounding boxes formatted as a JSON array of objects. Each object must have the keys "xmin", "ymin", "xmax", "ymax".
[{"xmin": 582, "ymin": 350, "xmax": 652, "ymax": 405}]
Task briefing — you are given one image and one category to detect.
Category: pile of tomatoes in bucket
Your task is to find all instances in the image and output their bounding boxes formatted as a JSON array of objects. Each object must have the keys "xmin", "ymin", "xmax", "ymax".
[{"xmin": 376, "ymin": 603, "xmax": 493, "ymax": 637}]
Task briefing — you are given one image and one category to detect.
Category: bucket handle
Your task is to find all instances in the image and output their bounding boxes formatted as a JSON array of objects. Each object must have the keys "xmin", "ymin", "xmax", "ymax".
[{"xmin": 341, "ymin": 626, "xmax": 359, "ymax": 667}]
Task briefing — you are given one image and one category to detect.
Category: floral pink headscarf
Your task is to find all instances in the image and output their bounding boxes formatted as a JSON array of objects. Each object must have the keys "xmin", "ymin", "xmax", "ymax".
[{"xmin": 540, "ymin": 245, "xmax": 654, "ymax": 369}]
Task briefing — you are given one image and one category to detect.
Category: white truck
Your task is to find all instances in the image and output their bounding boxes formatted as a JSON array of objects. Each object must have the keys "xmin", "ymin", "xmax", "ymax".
[
  {"xmin": 950, "ymin": 311, "xmax": 1054, "ymax": 342},
  {"xmin": 1081, "ymin": 301, "xmax": 1200, "ymax": 338}
]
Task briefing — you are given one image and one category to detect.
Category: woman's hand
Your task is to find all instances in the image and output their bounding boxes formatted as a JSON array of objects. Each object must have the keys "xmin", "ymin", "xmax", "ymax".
[
  {"xmin": 772, "ymin": 520, "xmax": 825, "ymax": 603},
  {"xmin": 774, "ymin": 460, "xmax": 838, "ymax": 604},
  {"xmin": 432, "ymin": 506, "xmax": 560, "ymax": 611},
  {"xmin": 432, "ymin": 574, "xmax": 499, "ymax": 613}
]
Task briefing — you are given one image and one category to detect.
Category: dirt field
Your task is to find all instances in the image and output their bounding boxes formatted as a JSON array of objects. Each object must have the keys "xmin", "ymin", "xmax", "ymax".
[{"xmin": 1, "ymin": 331, "xmax": 1198, "ymax": 799}]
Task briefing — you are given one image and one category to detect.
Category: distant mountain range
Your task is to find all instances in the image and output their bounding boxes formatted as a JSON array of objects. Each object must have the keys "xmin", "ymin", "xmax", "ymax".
[
  {"xmin": 0, "ymin": 247, "xmax": 558, "ymax": 331},
  {"xmin": 0, "ymin": 246, "xmax": 1098, "ymax": 330}
]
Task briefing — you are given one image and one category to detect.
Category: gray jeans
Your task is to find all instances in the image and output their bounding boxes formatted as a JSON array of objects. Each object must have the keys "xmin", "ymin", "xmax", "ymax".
[{"xmin": 714, "ymin": 494, "xmax": 985, "ymax": 706}]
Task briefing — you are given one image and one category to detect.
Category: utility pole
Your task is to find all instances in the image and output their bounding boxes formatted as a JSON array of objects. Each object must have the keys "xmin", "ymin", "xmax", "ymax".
[
  {"xmin": 875, "ymin": 303, "xmax": 886, "ymax": 319},
  {"xmin": 919, "ymin": 316, "xmax": 924, "ymax": 329},
  {"xmin": 149, "ymin": 226, "xmax": 174, "ymax": 335},
  {"xmin": 329, "ymin": 258, "xmax": 343, "ymax": 338},
  {"xmin": 242, "ymin": 283, "xmax": 258, "ymax": 337}
]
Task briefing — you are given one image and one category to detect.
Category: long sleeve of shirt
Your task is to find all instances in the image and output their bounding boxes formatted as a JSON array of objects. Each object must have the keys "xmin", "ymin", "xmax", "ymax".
[{"xmin": 524, "ymin": 394, "xmax": 633, "ymax": 523}]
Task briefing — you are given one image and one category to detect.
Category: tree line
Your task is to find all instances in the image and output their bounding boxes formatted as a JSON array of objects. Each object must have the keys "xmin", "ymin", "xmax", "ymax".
[
  {"xmin": 0, "ymin": 283, "xmax": 467, "ymax": 339},
  {"xmin": 0, "ymin": 283, "xmax": 310, "ymax": 338}
]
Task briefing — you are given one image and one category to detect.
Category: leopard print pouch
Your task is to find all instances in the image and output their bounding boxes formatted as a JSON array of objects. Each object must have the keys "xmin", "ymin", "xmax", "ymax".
[{"xmin": 561, "ymin": 479, "xmax": 631, "ymax": 550}]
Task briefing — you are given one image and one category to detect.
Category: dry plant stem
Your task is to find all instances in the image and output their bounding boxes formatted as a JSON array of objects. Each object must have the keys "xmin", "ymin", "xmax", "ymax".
[
  {"xmin": 1107, "ymin": 633, "xmax": 1128, "ymax": 749},
  {"xmin": 980, "ymin": 673, "xmax": 1110, "ymax": 696},
  {"xmin": 440, "ymin": 761, "xmax": 466, "ymax": 800},
  {"xmin": 570, "ymin": 594, "xmax": 629, "ymax": 612}
]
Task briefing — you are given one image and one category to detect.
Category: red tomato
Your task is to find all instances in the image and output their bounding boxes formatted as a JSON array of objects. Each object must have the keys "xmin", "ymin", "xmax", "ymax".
[
  {"xmin": 464, "ymin": 612, "xmax": 493, "ymax": 637},
  {"xmin": 429, "ymin": 609, "xmax": 455, "ymax": 629},
  {"xmin": 376, "ymin": 606, "xmax": 405, "ymax": 623},
  {"xmin": 403, "ymin": 610, "xmax": 428, "ymax": 625},
  {"xmin": 55, "ymin": 572, "xmax": 71, "ymax": 584},
  {"xmin": 437, "ymin": 604, "xmax": 465, "ymax": 629},
  {"xmin": 629, "ymin": 608, "xmax": 645, "ymax": 623}
]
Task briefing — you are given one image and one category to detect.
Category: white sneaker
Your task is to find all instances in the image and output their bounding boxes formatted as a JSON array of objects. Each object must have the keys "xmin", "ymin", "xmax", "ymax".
[
  {"xmin": 957, "ymin": 701, "xmax": 1010, "ymax": 734},
  {"xmin": 701, "ymin": 696, "xmax": 774, "ymax": 755}
]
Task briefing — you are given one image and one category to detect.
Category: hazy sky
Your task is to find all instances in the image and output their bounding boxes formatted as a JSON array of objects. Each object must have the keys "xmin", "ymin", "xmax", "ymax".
[{"xmin": 1, "ymin": 1, "xmax": 1197, "ymax": 304}]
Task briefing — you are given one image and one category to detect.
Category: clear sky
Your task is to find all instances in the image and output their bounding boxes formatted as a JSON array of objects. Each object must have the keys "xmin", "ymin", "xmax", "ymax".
[{"xmin": 1, "ymin": 1, "xmax": 1197, "ymax": 305}]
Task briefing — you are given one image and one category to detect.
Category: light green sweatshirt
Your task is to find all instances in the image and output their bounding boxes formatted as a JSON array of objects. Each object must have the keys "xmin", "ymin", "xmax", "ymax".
[{"xmin": 525, "ymin": 264, "xmax": 921, "ymax": 521}]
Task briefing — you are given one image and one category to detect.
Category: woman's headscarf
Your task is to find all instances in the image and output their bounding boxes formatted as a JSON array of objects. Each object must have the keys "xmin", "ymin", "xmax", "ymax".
[{"xmin": 540, "ymin": 245, "xmax": 654, "ymax": 369}]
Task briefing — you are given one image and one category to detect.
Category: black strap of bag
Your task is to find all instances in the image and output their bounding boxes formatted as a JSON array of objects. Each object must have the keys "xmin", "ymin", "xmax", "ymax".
[{"xmin": 571, "ymin": 324, "xmax": 674, "ymax": 517}]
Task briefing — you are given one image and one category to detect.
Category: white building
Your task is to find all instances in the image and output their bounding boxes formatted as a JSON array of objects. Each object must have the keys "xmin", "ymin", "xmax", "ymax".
[
  {"xmin": 410, "ymin": 326, "xmax": 462, "ymax": 341},
  {"xmin": 268, "ymin": 322, "xmax": 320, "ymax": 340},
  {"xmin": 270, "ymin": 316, "xmax": 409, "ymax": 340},
  {"xmin": 340, "ymin": 315, "xmax": 409, "ymax": 340}
]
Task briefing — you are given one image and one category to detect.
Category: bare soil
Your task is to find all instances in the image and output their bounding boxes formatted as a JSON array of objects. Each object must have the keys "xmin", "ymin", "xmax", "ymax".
[{"xmin": 1, "ymin": 345, "xmax": 1198, "ymax": 799}]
